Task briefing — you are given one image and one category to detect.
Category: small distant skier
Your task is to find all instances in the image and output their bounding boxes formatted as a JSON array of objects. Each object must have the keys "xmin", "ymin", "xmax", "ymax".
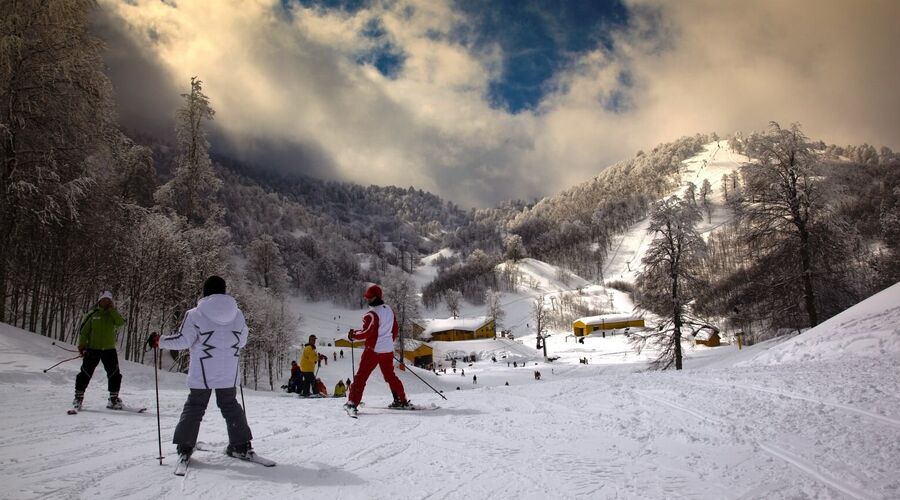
[
  {"xmin": 73, "ymin": 291, "xmax": 126, "ymax": 411},
  {"xmin": 299, "ymin": 335, "xmax": 318, "ymax": 397},
  {"xmin": 343, "ymin": 284, "xmax": 409, "ymax": 416},
  {"xmin": 473, "ymin": 375, "xmax": 477, "ymax": 384},
  {"xmin": 148, "ymin": 276, "xmax": 257, "ymax": 462}
]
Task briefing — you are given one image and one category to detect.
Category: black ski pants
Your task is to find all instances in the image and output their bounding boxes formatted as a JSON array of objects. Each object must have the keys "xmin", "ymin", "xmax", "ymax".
[
  {"xmin": 173, "ymin": 388, "xmax": 253, "ymax": 448},
  {"xmin": 75, "ymin": 349, "xmax": 122, "ymax": 394},
  {"xmin": 299, "ymin": 371, "xmax": 316, "ymax": 396}
]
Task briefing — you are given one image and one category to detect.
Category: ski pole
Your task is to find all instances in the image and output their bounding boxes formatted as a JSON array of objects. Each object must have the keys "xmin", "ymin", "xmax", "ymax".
[
  {"xmin": 153, "ymin": 346, "xmax": 163, "ymax": 465},
  {"xmin": 42, "ymin": 355, "xmax": 82, "ymax": 373},
  {"xmin": 51, "ymin": 341, "xmax": 79, "ymax": 353},
  {"xmin": 393, "ymin": 355, "xmax": 447, "ymax": 400},
  {"xmin": 240, "ymin": 383, "xmax": 246, "ymax": 416},
  {"xmin": 350, "ymin": 340, "xmax": 355, "ymax": 382}
]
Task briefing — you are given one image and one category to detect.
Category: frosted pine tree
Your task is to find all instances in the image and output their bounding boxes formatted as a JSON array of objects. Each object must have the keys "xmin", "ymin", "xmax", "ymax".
[{"xmin": 155, "ymin": 77, "xmax": 222, "ymax": 226}]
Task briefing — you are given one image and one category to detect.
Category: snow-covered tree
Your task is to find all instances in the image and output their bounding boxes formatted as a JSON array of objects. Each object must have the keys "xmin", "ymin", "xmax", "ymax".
[
  {"xmin": 633, "ymin": 196, "xmax": 707, "ymax": 370},
  {"xmin": 155, "ymin": 77, "xmax": 222, "ymax": 226},
  {"xmin": 445, "ymin": 289, "xmax": 462, "ymax": 318},
  {"xmin": 684, "ymin": 182, "xmax": 697, "ymax": 206},
  {"xmin": 383, "ymin": 271, "xmax": 420, "ymax": 338},
  {"xmin": 700, "ymin": 179, "xmax": 713, "ymax": 222},
  {"xmin": 0, "ymin": 0, "xmax": 114, "ymax": 321},
  {"xmin": 504, "ymin": 234, "xmax": 527, "ymax": 262},
  {"xmin": 739, "ymin": 122, "xmax": 824, "ymax": 326},
  {"xmin": 484, "ymin": 289, "xmax": 505, "ymax": 327},
  {"xmin": 247, "ymin": 234, "xmax": 288, "ymax": 292},
  {"xmin": 532, "ymin": 295, "xmax": 549, "ymax": 358}
]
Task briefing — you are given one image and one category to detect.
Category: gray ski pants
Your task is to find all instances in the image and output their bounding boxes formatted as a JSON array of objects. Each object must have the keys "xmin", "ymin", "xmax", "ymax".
[{"xmin": 172, "ymin": 388, "xmax": 252, "ymax": 447}]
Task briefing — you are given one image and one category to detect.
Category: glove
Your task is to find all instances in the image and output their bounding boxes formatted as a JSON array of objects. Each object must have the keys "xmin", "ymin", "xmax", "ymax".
[
  {"xmin": 398, "ymin": 363, "xmax": 406, "ymax": 372},
  {"xmin": 347, "ymin": 329, "xmax": 355, "ymax": 341},
  {"xmin": 146, "ymin": 332, "xmax": 160, "ymax": 349},
  {"xmin": 78, "ymin": 346, "xmax": 86, "ymax": 356}
]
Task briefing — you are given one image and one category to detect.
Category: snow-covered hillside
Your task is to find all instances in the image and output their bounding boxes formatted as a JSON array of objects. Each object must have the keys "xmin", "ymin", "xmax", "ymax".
[
  {"xmin": 3, "ymin": 283, "xmax": 900, "ymax": 499},
  {"xmin": 745, "ymin": 281, "xmax": 900, "ymax": 366},
  {"xmin": 604, "ymin": 140, "xmax": 746, "ymax": 282}
]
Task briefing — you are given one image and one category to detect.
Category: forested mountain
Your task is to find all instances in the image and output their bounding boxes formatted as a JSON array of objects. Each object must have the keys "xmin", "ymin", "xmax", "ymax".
[{"xmin": 2, "ymin": 1, "xmax": 897, "ymax": 389}]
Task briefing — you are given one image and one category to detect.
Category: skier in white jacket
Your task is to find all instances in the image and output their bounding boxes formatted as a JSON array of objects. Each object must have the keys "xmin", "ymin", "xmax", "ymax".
[{"xmin": 148, "ymin": 276, "xmax": 256, "ymax": 462}]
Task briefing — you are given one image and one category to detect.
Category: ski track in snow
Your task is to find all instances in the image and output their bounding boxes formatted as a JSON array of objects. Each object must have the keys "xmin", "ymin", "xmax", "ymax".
[{"xmin": 3, "ymin": 336, "xmax": 900, "ymax": 499}]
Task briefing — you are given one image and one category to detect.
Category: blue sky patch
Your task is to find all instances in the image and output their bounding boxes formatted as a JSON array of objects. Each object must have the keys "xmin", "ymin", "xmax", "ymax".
[
  {"xmin": 358, "ymin": 17, "xmax": 406, "ymax": 78},
  {"xmin": 282, "ymin": 0, "xmax": 632, "ymax": 109},
  {"xmin": 453, "ymin": 0, "xmax": 630, "ymax": 113}
]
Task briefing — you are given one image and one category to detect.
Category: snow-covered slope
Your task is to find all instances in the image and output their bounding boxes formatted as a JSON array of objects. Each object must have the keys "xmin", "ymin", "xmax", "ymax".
[
  {"xmin": 745, "ymin": 281, "xmax": 900, "ymax": 366},
  {"xmin": 3, "ymin": 305, "xmax": 900, "ymax": 499},
  {"xmin": 604, "ymin": 140, "xmax": 746, "ymax": 282}
]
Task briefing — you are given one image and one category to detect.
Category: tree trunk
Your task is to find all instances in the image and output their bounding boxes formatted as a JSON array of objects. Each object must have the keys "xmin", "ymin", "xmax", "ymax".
[
  {"xmin": 672, "ymin": 272, "xmax": 683, "ymax": 371},
  {"xmin": 797, "ymin": 222, "xmax": 819, "ymax": 327}
]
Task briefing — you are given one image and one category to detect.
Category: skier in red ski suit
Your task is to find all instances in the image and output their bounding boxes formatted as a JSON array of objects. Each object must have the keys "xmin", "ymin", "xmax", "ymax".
[{"xmin": 344, "ymin": 284, "xmax": 408, "ymax": 412}]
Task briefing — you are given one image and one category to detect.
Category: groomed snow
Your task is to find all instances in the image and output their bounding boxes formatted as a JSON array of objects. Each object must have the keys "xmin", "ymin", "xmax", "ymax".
[{"xmin": 603, "ymin": 141, "xmax": 747, "ymax": 283}]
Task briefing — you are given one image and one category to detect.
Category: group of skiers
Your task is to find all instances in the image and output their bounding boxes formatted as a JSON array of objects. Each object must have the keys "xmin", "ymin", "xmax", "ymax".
[
  {"xmin": 73, "ymin": 277, "xmax": 409, "ymax": 464},
  {"xmin": 285, "ymin": 353, "xmax": 349, "ymax": 398}
]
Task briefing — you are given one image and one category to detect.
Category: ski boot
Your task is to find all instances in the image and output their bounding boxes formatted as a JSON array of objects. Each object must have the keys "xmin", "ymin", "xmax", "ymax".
[
  {"xmin": 343, "ymin": 402, "xmax": 358, "ymax": 417},
  {"xmin": 177, "ymin": 445, "xmax": 193, "ymax": 460},
  {"xmin": 226, "ymin": 442, "xmax": 255, "ymax": 460},
  {"xmin": 73, "ymin": 391, "xmax": 84, "ymax": 411},
  {"xmin": 388, "ymin": 399, "xmax": 411, "ymax": 409},
  {"xmin": 106, "ymin": 393, "xmax": 124, "ymax": 410}
]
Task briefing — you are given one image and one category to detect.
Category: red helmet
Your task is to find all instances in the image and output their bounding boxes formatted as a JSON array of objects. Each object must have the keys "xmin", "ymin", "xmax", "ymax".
[{"xmin": 363, "ymin": 284, "xmax": 383, "ymax": 301}]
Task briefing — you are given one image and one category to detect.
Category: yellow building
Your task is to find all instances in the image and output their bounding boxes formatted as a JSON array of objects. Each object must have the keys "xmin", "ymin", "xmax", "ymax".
[
  {"xmin": 573, "ymin": 314, "xmax": 644, "ymax": 337},
  {"xmin": 334, "ymin": 338, "xmax": 366, "ymax": 349},
  {"xmin": 413, "ymin": 317, "xmax": 496, "ymax": 342},
  {"xmin": 398, "ymin": 339, "xmax": 434, "ymax": 368}
]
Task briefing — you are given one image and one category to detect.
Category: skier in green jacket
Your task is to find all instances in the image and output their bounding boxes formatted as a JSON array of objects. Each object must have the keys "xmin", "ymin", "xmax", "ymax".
[{"xmin": 73, "ymin": 291, "xmax": 126, "ymax": 411}]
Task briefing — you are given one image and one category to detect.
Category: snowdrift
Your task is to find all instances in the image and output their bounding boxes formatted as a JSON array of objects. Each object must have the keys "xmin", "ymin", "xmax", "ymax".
[{"xmin": 745, "ymin": 281, "xmax": 900, "ymax": 365}]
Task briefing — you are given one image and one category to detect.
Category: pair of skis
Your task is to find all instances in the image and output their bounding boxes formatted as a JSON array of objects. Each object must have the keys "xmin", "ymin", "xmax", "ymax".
[
  {"xmin": 175, "ymin": 443, "xmax": 275, "ymax": 476},
  {"xmin": 67, "ymin": 405, "xmax": 148, "ymax": 415},
  {"xmin": 344, "ymin": 402, "xmax": 439, "ymax": 419}
]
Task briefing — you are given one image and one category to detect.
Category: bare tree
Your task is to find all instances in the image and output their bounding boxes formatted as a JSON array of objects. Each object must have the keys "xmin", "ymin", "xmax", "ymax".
[
  {"xmin": 485, "ymin": 289, "xmax": 505, "ymax": 328},
  {"xmin": 633, "ymin": 196, "xmax": 706, "ymax": 370},
  {"xmin": 739, "ymin": 122, "xmax": 823, "ymax": 326},
  {"xmin": 247, "ymin": 234, "xmax": 288, "ymax": 292},
  {"xmin": 445, "ymin": 289, "xmax": 462, "ymax": 319},
  {"xmin": 532, "ymin": 295, "xmax": 549, "ymax": 359},
  {"xmin": 383, "ymin": 271, "xmax": 420, "ymax": 338}
]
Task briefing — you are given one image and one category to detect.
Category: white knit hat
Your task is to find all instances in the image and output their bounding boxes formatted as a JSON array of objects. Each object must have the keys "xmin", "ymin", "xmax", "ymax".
[{"xmin": 98, "ymin": 291, "xmax": 113, "ymax": 302}]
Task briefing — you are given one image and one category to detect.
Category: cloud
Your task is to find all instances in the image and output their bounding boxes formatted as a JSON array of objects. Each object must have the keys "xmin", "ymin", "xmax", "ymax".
[{"xmin": 100, "ymin": 0, "xmax": 900, "ymax": 208}]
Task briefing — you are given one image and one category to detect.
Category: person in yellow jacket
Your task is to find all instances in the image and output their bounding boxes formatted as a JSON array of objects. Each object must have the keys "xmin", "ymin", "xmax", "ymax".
[
  {"xmin": 333, "ymin": 379, "xmax": 347, "ymax": 398},
  {"xmin": 73, "ymin": 291, "xmax": 126, "ymax": 410},
  {"xmin": 298, "ymin": 335, "xmax": 318, "ymax": 397}
]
